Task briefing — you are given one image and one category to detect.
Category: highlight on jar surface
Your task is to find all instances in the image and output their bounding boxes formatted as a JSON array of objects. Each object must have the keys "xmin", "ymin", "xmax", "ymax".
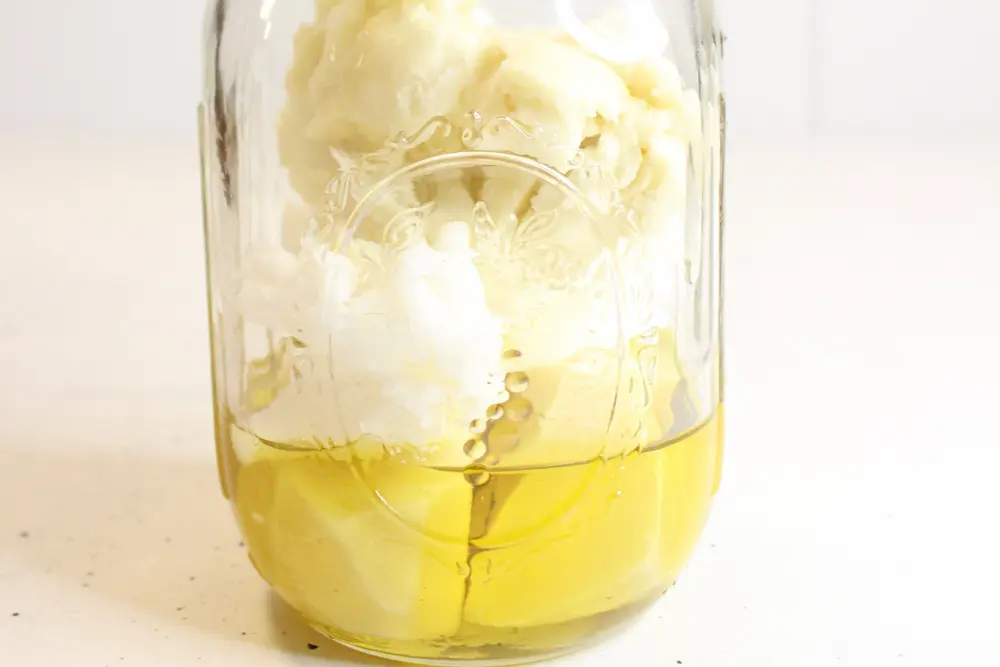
[{"xmin": 200, "ymin": 0, "xmax": 725, "ymax": 664}]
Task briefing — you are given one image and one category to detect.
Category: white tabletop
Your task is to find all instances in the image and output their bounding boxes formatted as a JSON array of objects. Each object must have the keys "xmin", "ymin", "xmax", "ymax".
[{"xmin": 1, "ymin": 135, "xmax": 998, "ymax": 667}]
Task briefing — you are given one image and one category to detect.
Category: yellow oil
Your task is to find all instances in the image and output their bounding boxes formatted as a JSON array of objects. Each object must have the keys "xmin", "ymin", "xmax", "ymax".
[{"xmin": 221, "ymin": 406, "xmax": 723, "ymax": 664}]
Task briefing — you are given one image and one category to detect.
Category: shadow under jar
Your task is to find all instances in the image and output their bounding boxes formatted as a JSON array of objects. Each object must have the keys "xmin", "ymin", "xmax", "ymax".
[{"xmin": 200, "ymin": 0, "xmax": 725, "ymax": 664}]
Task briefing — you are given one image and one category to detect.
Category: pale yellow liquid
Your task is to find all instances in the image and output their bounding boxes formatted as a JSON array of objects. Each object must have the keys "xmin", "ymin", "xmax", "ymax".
[{"xmin": 218, "ymin": 405, "xmax": 723, "ymax": 664}]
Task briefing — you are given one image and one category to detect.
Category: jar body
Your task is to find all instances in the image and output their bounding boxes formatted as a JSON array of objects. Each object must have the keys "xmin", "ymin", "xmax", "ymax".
[{"xmin": 201, "ymin": 1, "xmax": 724, "ymax": 663}]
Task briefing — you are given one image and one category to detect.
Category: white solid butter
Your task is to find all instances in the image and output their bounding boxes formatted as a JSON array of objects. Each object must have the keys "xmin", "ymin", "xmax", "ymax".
[{"xmin": 241, "ymin": 0, "xmax": 702, "ymax": 451}]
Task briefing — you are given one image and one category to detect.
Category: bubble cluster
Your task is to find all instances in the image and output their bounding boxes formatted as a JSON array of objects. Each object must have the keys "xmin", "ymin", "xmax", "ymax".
[{"xmin": 463, "ymin": 363, "xmax": 538, "ymax": 485}]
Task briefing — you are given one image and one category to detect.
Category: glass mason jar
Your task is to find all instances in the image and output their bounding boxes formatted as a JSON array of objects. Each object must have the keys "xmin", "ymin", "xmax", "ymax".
[{"xmin": 200, "ymin": 0, "xmax": 724, "ymax": 664}]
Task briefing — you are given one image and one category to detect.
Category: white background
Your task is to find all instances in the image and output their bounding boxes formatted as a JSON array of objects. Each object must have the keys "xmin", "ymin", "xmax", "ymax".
[
  {"xmin": 0, "ymin": 0, "xmax": 998, "ymax": 139},
  {"xmin": 1, "ymin": 2, "xmax": 999, "ymax": 667}
]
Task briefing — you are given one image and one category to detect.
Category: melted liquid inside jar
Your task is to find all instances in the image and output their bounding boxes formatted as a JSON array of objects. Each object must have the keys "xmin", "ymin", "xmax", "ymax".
[{"xmin": 218, "ymin": 336, "xmax": 723, "ymax": 664}]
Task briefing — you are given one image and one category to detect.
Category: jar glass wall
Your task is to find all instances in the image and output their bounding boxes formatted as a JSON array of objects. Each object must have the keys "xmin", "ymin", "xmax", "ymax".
[{"xmin": 200, "ymin": 1, "xmax": 724, "ymax": 664}]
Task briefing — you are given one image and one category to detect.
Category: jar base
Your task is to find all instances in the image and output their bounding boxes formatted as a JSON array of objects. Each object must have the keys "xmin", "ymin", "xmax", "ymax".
[
  {"xmin": 306, "ymin": 591, "xmax": 661, "ymax": 666},
  {"xmin": 327, "ymin": 639, "xmax": 577, "ymax": 667}
]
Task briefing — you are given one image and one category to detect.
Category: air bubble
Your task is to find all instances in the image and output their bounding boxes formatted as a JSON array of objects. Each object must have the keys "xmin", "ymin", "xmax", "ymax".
[
  {"xmin": 463, "ymin": 438, "xmax": 488, "ymax": 460},
  {"xmin": 464, "ymin": 467, "xmax": 491, "ymax": 487},
  {"xmin": 487, "ymin": 404, "xmax": 505, "ymax": 422},
  {"xmin": 505, "ymin": 372, "xmax": 530, "ymax": 393},
  {"xmin": 462, "ymin": 111, "xmax": 485, "ymax": 147},
  {"xmin": 469, "ymin": 419, "xmax": 487, "ymax": 435},
  {"xmin": 487, "ymin": 421, "xmax": 520, "ymax": 455},
  {"xmin": 505, "ymin": 396, "xmax": 534, "ymax": 422},
  {"xmin": 503, "ymin": 349, "xmax": 523, "ymax": 361}
]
